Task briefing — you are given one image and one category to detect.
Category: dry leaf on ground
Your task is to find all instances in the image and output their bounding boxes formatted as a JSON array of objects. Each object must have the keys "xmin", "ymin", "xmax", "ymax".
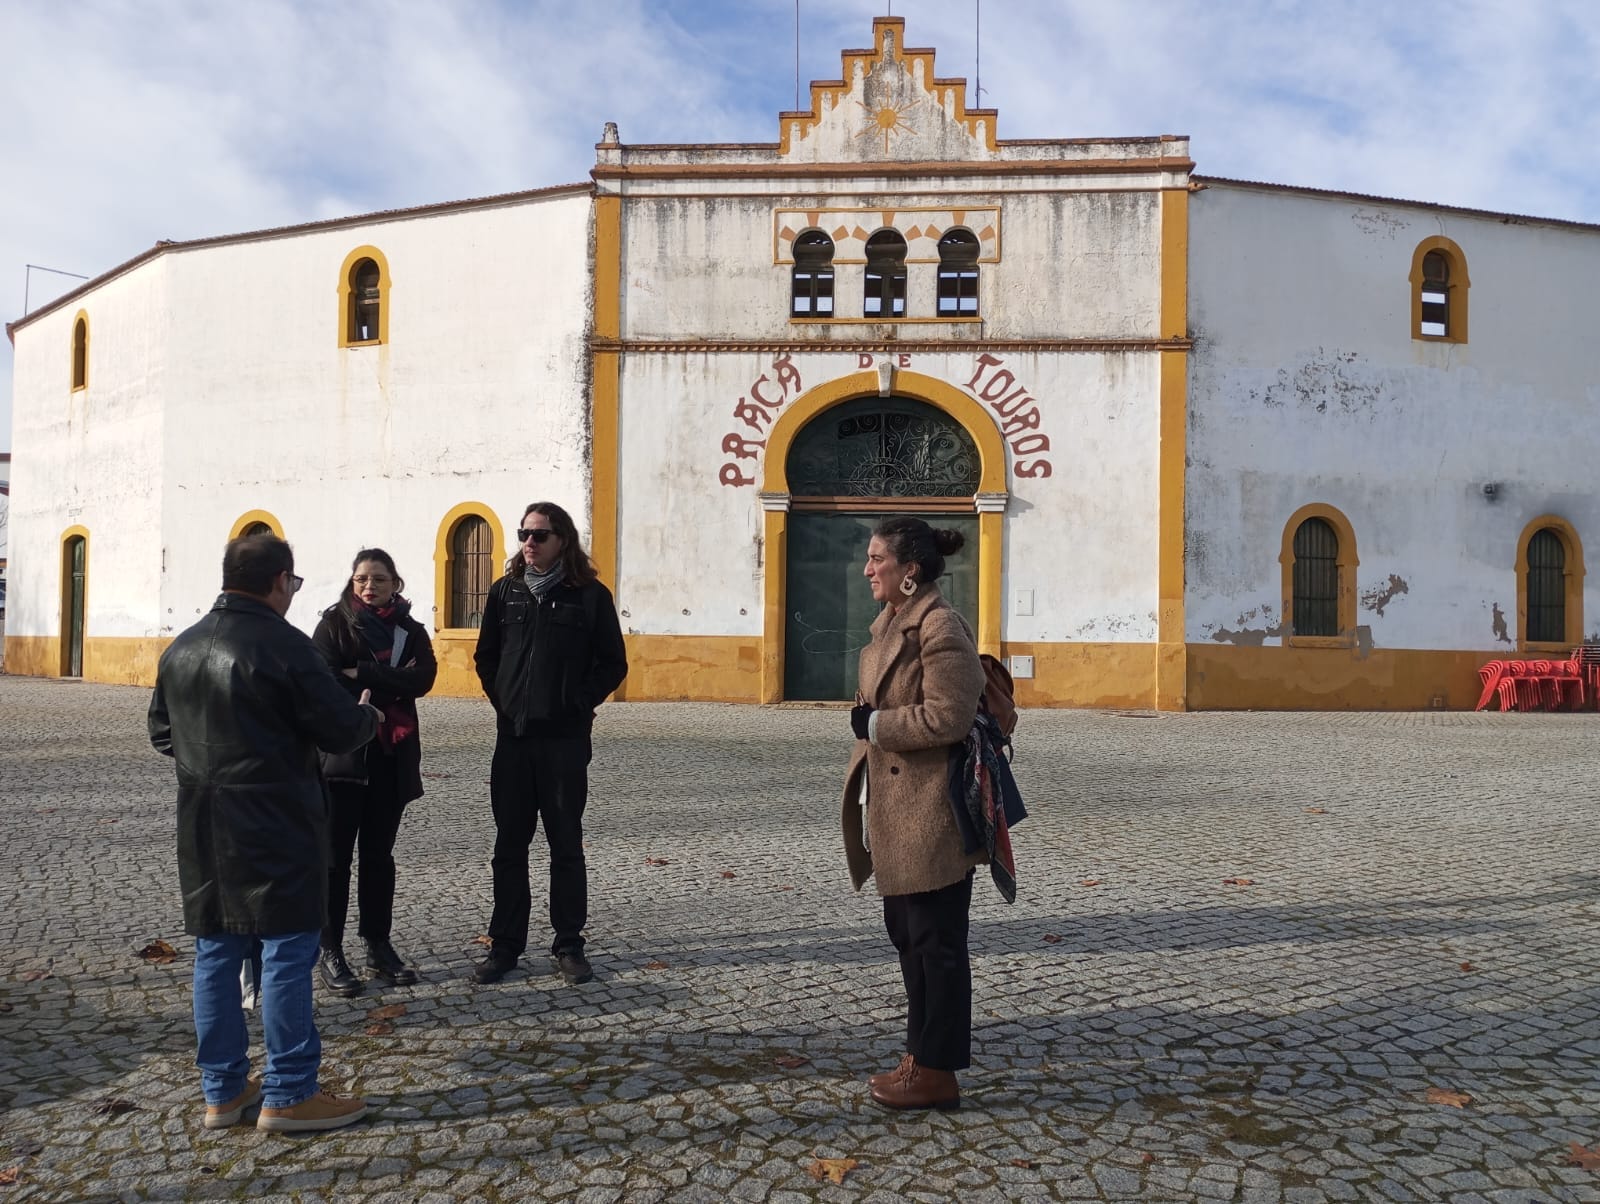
[
  {"xmin": 1079, "ymin": 879, "xmax": 1102, "ymax": 887},
  {"xmin": 776, "ymin": 885, "xmax": 794, "ymax": 891},
  {"xmin": 774, "ymin": 1054, "xmax": 810, "ymax": 1069},
  {"xmin": 91, "ymin": 1098, "xmax": 137, "ymax": 1116},
  {"xmin": 1562, "ymin": 1142, "xmax": 1600, "ymax": 1170},
  {"xmin": 1141, "ymin": 1152, "xmax": 1156, "ymax": 1165},
  {"xmin": 645, "ymin": 857, "xmax": 672, "ymax": 867},
  {"xmin": 136, "ymin": 940, "xmax": 178, "ymax": 964},
  {"xmin": 368, "ymin": 1003, "xmax": 406, "ymax": 1021},
  {"xmin": 718, "ymin": 871, "xmax": 737, "ymax": 879},
  {"xmin": 1426, "ymin": 1087, "xmax": 1472, "ymax": 1108},
  {"xmin": 1042, "ymin": 934, "xmax": 1063, "ymax": 944},
  {"xmin": 1304, "ymin": 807, "xmax": 1328, "ymax": 814},
  {"xmin": 365, "ymin": 1021, "xmax": 395, "ymax": 1036},
  {"xmin": 644, "ymin": 960, "xmax": 670, "ymax": 970},
  {"xmin": 471, "ymin": 934, "xmax": 493, "ymax": 947},
  {"xmin": 1010, "ymin": 1158, "xmax": 1035, "ymax": 1169},
  {"xmin": 0, "ymin": 1166, "xmax": 20, "ymax": 1186},
  {"xmin": 806, "ymin": 1158, "xmax": 858, "ymax": 1185},
  {"xmin": 1459, "ymin": 961, "xmax": 1475, "ymax": 972},
  {"xmin": 20, "ymin": 968, "xmax": 52, "ymax": 982},
  {"xmin": 1222, "ymin": 877, "xmax": 1255, "ymax": 886}
]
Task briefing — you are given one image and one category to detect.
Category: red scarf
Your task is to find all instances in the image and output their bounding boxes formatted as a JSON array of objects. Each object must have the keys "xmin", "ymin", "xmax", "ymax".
[{"xmin": 350, "ymin": 596, "xmax": 419, "ymax": 750}]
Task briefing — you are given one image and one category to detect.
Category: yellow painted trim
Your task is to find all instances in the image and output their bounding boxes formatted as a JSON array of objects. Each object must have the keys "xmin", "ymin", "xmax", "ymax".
[
  {"xmin": 58, "ymin": 526, "xmax": 91, "ymax": 676},
  {"xmin": 760, "ymin": 368, "xmax": 1007, "ymax": 698},
  {"xmin": 772, "ymin": 208, "xmax": 1001, "ymax": 265},
  {"xmin": 432, "ymin": 502, "xmax": 507, "ymax": 635},
  {"xmin": 70, "ymin": 309, "xmax": 90, "ymax": 391},
  {"xmin": 761, "ymin": 507, "xmax": 788, "ymax": 703},
  {"xmin": 229, "ymin": 509, "xmax": 285, "ymax": 539},
  {"xmin": 1188, "ymin": 644, "xmax": 1490, "ymax": 711},
  {"xmin": 1279, "ymin": 502, "xmax": 1360, "ymax": 646},
  {"xmin": 591, "ymin": 194, "xmax": 623, "ymax": 587},
  {"xmin": 1156, "ymin": 188, "xmax": 1189, "ymax": 710},
  {"xmin": 4, "ymin": 634, "xmax": 169, "ymax": 687},
  {"xmin": 1004, "ymin": 642, "xmax": 1157, "ymax": 709},
  {"xmin": 337, "ymin": 244, "xmax": 392, "ymax": 348},
  {"xmin": 1514, "ymin": 513, "xmax": 1585, "ymax": 651},
  {"xmin": 1409, "ymin": 235, "xmax": 1469, "ymax": 344}
]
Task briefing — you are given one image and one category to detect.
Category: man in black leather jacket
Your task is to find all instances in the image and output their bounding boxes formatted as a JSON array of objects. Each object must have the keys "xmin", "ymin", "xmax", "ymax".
[
  {"xmin": 471, "ymin": 501, "xmax": 628, "ymax": 987},
  {"xmin": 149, "ymin": 533, "xmax": 381, "ymax": 1134}
]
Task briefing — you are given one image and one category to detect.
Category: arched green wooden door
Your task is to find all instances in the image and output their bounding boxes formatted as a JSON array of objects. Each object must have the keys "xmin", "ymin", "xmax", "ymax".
[
  {"xmin": 63, "ymin": 536, "xmax": 86, "ymax": 677},
  {"xmin": 783, "ymin": 398, "xmax": 980, "ymax": 701}
]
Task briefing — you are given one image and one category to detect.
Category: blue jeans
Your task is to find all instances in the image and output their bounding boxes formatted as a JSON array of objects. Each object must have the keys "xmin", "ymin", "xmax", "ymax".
[{"xmin": 193, "ymin": 930, "xmax": 321, "ymax": 1108}]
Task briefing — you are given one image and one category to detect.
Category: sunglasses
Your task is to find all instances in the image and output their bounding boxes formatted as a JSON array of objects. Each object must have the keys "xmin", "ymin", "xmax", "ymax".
[{"xmin": 517, "ymin": 528, "xmax": 557, "ymax": 545}]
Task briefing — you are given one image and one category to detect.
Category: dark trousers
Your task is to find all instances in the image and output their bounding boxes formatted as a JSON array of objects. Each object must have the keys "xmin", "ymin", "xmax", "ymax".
[
  {"xmin": 488, "ymin": 730, "xmax": 591, "ymax": 958},
  {"xmin": 324, "ymin": 750, "xmax": 406, "ymax": 949},
  {"xmin": 883, "ymin": 871, "xmax": 974, "ymax": 1072}
]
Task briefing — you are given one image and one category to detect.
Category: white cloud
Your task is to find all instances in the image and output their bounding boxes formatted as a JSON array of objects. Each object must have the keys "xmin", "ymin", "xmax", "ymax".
[{"xmin": 4, "ymin": 0, "xmax": 1597, "ymax": 445}]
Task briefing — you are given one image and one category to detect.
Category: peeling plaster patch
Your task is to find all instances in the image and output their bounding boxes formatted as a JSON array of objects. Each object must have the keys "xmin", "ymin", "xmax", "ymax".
[
  {"xmin": 1254, "ymin": 350, "xmax": 1385, "ymax": 417},
  {"xmin": 1351, "ymin": 208, "xmax": 1406, "ymax": 238},
  {"xmin": 1490, "ymin": 603, "xmax": 1512, "ymax": 644},
  {"xmin": 1360, "ymin": 574, "xmax": 1409, "ymax": 617},
  {"xmin": 1206, "ymin": 604, "xmax": 1283, "ymax": 646}
]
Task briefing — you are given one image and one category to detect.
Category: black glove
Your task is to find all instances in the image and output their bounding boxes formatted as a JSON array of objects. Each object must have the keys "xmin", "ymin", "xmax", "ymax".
[{"xmin": 850, "ymin": 703, "xmax": 875, "ymax": 740}]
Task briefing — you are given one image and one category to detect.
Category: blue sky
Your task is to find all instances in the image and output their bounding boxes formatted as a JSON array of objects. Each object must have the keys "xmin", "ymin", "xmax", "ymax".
[{"xmin": 4, "ymin": 0, "xmax": 1599, "ymax": 448}]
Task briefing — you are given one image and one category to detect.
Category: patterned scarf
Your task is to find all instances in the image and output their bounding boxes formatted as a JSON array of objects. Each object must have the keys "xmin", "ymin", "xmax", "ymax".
[
  {"xmin": 947, "ymin": 709, "xmax": 1026, "ymax": 903},
  {"xmin": 350, "ymin": 595, "xmax": 419, "ymax": 751}
]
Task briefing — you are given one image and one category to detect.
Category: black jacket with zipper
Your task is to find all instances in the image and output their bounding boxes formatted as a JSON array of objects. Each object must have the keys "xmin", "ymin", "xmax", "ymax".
[{"xmin": 473, "ymin": 574, "xmax": 629, "ymax": 737}]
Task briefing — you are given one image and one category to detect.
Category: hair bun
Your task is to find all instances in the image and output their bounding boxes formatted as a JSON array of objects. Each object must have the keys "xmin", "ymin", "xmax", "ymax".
[{"xmin": 933, "ymin": 528, "xmax": 965, "ymax": 555}]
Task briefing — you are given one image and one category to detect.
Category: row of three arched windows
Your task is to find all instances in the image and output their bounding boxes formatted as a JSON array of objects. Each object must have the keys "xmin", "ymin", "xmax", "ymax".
[{"xmin": 792, "ymin": 229, "xmax": 980, "ymax": 319}]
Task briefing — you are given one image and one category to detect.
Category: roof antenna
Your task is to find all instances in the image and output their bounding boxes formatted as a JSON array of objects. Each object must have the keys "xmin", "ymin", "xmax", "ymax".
[
  {"xmin": 976, "ymin": 0, "xmax": 983, "ymax": 104},
  {"xmin": 794, "ymin": 0, "xmax": 800, "ymax": 111}
]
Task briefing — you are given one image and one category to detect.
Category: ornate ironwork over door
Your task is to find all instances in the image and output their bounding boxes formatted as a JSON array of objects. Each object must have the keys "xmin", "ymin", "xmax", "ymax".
[{"xmin": 786, "ymin": 397, "xmax": 980, "ymax": 499}]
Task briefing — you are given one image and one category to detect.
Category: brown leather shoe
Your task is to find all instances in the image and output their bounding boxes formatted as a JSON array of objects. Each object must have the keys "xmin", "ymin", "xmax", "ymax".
[
  {"xmin": 870, "ymin": 1061, "xmax": 960, "ymax": 1111},
  {"xmin": 256, "ymin": 1089, "xmax": 368, "ymax": 1133},
  {"xmin": 867, "ymin": 1053, "xmax": 914, "ymax": 1091},
  {"xmin": 202, "ymin": 1076, "xmax": 261, "ymax": 1129}
]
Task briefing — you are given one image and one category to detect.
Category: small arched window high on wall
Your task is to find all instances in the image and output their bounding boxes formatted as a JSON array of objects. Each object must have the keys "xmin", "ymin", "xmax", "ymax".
[
  {"xmin": 936, "ymin": 229, "xmax": 980, "ymax": 317},
  {"xmin": 1291, "ymin": 517, "xmax": 1340, "ymax": 637},
  {"xmin": 791, "ymin": 230, "xmax": 835, "ymax": 317},
  {"xmin": 448, "ymin": 514, "xmax": 494, "ymax": 629},
  {"xmin": 338, "ymin": 245, "xmax": 391, "ymax": 346},
  {"xmin": 1409, "ymin": 236, "xmax": 1469, "ymax": 343},
  {"xmin": 1526, "ymin": 528, "xmax": 1567, "ymax": 644},
  {"xmin": 71, "ymin": 312, "xmax": 89, "ymax": 390},
  {"xmin": 864, "ymin": 229, "xmax": 908, "ymax": 318}
]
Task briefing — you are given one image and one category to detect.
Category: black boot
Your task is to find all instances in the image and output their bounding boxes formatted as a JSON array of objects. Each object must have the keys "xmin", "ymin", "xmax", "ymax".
[
  {"xmin": 364, "ymin": 938, "xmax": 418, "ymax": 986},
  {"xmin": 317, "ymin": 946, "xmax": 364, "ymax": 997}
]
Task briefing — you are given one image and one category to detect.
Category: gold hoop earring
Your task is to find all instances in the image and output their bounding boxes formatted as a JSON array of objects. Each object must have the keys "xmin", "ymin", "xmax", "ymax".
[{"xmin": 899, "ymin": 574, "xmax": 917, "ymax": 597}]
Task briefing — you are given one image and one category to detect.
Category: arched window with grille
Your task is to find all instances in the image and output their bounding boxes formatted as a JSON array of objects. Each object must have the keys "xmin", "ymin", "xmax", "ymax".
[
  {"xmin": 1410, "ymin": 237, "xmax": 1469, "ymax": 343},
  {"xmin": 1279, "ymin": 504, "xmax": 1359, "ymax": 645},
  {"xmin": 338, "ymin": 245, "xmax": 391, "ymax": 346},
  {"xmin": 1517, "ymin": 517, "xmax": 1584, "ymax": 649},
  {"xmin": 864, "ymin": 229, "xmax": 907, "ymax": 318},
  {"xmin": 936, "ymin": 229, "xmax": 980, "ymax": 317},
  {"xmin": 791, "ymin": 230, "xmax": 835, "ymax": 317},
  {"xmin": 71, "ymin": 311, "xmax": 89, "ymax": 390},
  {"xmin": 448, "ymin": 514, "xmax": 494, "ymax": 629}
]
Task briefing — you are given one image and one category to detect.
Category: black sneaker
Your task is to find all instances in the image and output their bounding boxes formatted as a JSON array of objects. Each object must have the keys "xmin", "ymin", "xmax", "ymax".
[
  {"xmin": 363, "ymin": 938, "xmax": 418, "ymax": 986},
  {"xmin": 471, "ymin": 948, "xmax": 518, "ymax": 985},
  {"xmin": 555, "ymin": 950, "xmax": 593, "ymax": 985},
  {"xmin": 317, "ymin": 946, "xmax": 364, "ymax": 997}
]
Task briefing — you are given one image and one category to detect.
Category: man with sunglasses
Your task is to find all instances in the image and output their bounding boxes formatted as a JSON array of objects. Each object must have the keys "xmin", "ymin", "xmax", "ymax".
[
  {"xmin": 150, "ymin": 532, "xmax": 383, "ymax": 1133},
  {"xmin": 472, "ymin": 502, "xmax": 628, "ymax": 987}
]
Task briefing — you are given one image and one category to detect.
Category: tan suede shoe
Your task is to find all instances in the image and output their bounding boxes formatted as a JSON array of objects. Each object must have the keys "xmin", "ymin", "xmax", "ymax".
[
  {"xmin": 202, "ymin": 1076, "xmax": 262, "ymax": 1129},
  {"xmin": 869, "ymin": 1062, "xmax": 960, "ymax": 1111},
  {"xmin": 256, "ymin": 1090, "xmax": 368, "ymax": 1133}
]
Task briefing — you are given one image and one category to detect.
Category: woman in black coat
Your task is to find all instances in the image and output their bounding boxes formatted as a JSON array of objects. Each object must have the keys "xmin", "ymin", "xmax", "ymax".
[{"xmin": 311, "ymin": 547, "xmax": 438, "ymax": 996}]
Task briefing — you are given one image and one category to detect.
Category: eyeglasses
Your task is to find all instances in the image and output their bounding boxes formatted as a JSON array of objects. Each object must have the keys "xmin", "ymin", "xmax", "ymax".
[
  {"xmin": 286, "ymin": 573, "xmax": 304, "ymax": 593},
  {"xmin": 517, "ymin": 528, "xmax": 557, "ymax": 545},
  {"xmin": 352, "ymin": 575, "xmax": 393, "ymax": 586}
]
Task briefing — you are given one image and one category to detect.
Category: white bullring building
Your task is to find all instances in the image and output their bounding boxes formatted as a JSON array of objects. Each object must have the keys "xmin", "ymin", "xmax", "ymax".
[{"xmin": 7, "ymin": 18, "xmax": 1597, "ymax": 709}]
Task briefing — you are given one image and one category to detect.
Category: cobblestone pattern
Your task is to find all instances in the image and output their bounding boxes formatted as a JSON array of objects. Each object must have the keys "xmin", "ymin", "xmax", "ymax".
[{"xmin": 1, "ymin": 675, "xmax": 1597, "ymax": 1202}]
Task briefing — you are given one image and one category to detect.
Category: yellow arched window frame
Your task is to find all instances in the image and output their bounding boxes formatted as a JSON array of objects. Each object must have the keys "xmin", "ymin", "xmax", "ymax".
[
  {"xmin": 1409, "ymin": 236, "xmax": 1469, "ymax": 344},
  {"xmin": 1279, "ymin": 503, "xmax": 1359, "ymax": 648},
  {"xmin": 338, "ymin": 245, "xmax": 391, "ymax": 347},
  {"xmin": 1515, "ymin": 514, "xmax": 1584, "ymax": 652},
  {"xmin": 70, "ymin": 310, "xmax": 90, "ymax": 391},
  {"xmin": 229, "ymin": 510, "xmax": 285, "ymax": 540},
  {"xmin": 433, "ymin": 502, "xmax": 506, "ymax": 633}
]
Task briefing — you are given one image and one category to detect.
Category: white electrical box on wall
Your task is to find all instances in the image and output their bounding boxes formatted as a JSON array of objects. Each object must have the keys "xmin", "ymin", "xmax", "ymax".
[
  {"xmin": 1010, "ymin": 655, "xmax": 1034, "ymax": 679},
  {"xmin": 1013, "ymin": 589, "xmax": 1034, "ymax": 616}
]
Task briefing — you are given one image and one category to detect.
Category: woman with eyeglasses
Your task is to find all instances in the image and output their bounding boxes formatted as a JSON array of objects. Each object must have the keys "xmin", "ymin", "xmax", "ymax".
[
  {"xmin": 311, "ymin": 548, "xmax": 438, "ymax": 996},
  {"xmin": 470, "ymin": 502, "xmax": 628, "ymax": 987}
]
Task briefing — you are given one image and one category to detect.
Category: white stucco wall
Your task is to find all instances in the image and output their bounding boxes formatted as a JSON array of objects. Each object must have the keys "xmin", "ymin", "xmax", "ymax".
[
  {"xmin": 7, "ymin": 262, "xmax": 170, "ymax": 641},
  {"xmin": 1186, "ymin": 183, "xmax": 1600, "ymax": 650}
]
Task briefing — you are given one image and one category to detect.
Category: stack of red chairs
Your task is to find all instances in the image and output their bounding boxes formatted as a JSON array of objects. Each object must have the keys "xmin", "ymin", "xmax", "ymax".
[{"xmin": 1475, "ymin": 650, "xmax": 1592, "ymax": 711}]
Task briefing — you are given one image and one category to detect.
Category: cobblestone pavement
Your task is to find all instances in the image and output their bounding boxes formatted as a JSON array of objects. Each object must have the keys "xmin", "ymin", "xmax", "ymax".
[{"xmin": 2, "ymin": 675, "xmax": 1598, "ymax": 1203}]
